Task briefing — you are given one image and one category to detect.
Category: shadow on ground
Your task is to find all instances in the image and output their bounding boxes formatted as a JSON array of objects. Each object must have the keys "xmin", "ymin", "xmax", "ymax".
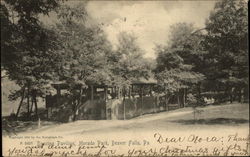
[
  {"xmin": 172, "ymin": 118, "xmax": 249, "ymax": 125},
  {"xmin": 2, "ymin": 119, "xmax": 58, "ymax": 136}
]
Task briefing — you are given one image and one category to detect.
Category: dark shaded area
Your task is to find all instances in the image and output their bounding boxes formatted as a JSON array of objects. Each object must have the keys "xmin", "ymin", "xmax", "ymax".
[
  {"xmin": 2, "ymin": 119, "xmax": 37, "ymax": 136},
  {"xmin": 2, "ymin": 118, "xmax": 59, "ymax": 136},
  {"xmin": 172, "ymin": 118, "xmax": 249, "ymax": 125}
]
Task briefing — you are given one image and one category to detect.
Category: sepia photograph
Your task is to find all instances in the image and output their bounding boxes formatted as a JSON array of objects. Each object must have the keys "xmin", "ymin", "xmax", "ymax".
[{"xmin": 1, "ymin": 0, "xmax": 249, "ymax": 156}]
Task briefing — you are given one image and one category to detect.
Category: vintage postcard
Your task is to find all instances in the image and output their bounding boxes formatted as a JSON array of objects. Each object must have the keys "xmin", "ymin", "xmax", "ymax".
[{"xmin": 1, "ymin": 0, "xmax": 249, "ymax": 156}]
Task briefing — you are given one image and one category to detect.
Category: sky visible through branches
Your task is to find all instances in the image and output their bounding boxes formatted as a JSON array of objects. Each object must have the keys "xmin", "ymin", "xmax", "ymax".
[{"xmin": 41, "ymin": 0, "xmax": 216, "ymax": 59}]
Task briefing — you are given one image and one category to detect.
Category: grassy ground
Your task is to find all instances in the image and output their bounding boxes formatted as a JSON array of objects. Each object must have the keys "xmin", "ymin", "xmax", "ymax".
[
  {"xmin": 2, "ymin": 120, "xmax": 59, "ymax": 136},
  {"xmin": 5, "ymin": 102, "xmax": 248, "ymax": 136}
]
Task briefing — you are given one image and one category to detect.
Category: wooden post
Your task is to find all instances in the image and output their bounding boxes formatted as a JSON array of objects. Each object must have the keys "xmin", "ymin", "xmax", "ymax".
[
  {"xmin": 241, "ymin": 88, "xmax": 244, "ymax": 102},
  {"xmin": 56, "ymin": 86, "xmax": 60, "ymax": 107},
  {"xmin": 156, "ymin": 94, "xmax": 159, "ymax": 112},
  {"xmin": 34, "ymin": 94, "xmax": 38, "ymax": 119},
  {"xmin": 230, "ymin": 87, "xmax": 233, "ymax": 103},
  {"xmin": 78, "ymin": 88, "xmax": 82, "ymax": 106},
  {"xmin": 150, "ymin": 85, "xmax": 152, "ymax": 96},
  {"xmin": 238, "ymin": 88, "xmax": 242, "ymax": 103},
  {"xmin": 177, "ymin": 90, "xmax": 180, "ymax": 108},
  {"xmin": 183, "ymin": 88, "xmax": 186, "ymax": 108},
  {"xmin": 123, "ymin": 101, "xmax": 126, "ymax": 120},
  {"xmin": 30, "ymin": 96, "xmax": 34, "ymax": 115},
  {"xmin": 111, "ymin": 87, "xmax": 114, "ymax": 97},
  {"xmin": 91, "ymin": 85, "xmax": 94, "ymax": 101},
  {"xmin": 131, "ymin": 85, "xmax": 134, "ymax": 98},
  {"xmin": 115, "ymin": 87, "xmax": 118, "ymax": 99},
  {"xmin": 140, "ymin": 85, "xmax": 143, "ymax": 115},
  {"xmin": 57, "ymin": 87, "xmax": 61, "ymax": 96},
  {"xmin": 114, "ymin": 86, "xmax": 116, "ymax": 99},
  {"xmin": 185, "ymin": 88, "xmax": 187, "ymax": 107},
  {"xmin": 152, "ymin": 85, "xmax": 156, "ymax": 112},
  {"xmin": 27, "ymin": 84, "xmax": 30, "ymax": 117},
  {"xmin": 104, "ymin": 86, "xmax": 107, "ymax": 101},
  {"xmin": 123, "ymin": 87, "xmax": 126, "ymax": 120},
  {"xmin": 37, "ymin": 118, "xmax": 41, "ymax": 128},
  {"xmin": 128, "ymin": 86, "xmax": 131, "ymax": 98},
  {"xmin": 165, "ymin": 94, "xmax": 168, "ymax": 111},
  {"xmin": 117, "ymin": 87, "xmax": 119, "ymax": 99},
  {"xmin": 118, "ymin": 87, "xmax": 121, "ymax": 99}
]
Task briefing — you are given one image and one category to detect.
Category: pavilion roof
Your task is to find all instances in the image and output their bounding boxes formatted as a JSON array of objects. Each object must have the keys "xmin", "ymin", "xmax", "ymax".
[
  {"xmin": 131, "ymin": 77, "xmax": 157, "ymax": 85},
  {"xmin": 51, "ymin": 77, "xmax": 157, "ymax": 90}
]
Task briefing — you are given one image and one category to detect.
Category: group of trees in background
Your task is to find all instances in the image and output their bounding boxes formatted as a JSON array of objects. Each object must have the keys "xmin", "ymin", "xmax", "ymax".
[
  {"xmin": 154, "ymin": 23, "xmax": 205, "ymax": 107},
  {"xmin": 1, "ymin": 0, "xmax": 248, "ymax": 120},
  {"xmin": 155, "ymin": 0, "xmax": 248, "ymax": 107}
]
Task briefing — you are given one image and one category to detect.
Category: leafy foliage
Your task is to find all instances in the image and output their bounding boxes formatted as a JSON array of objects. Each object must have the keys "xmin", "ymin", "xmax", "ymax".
[
  {"xmin": 1, "ymin": 0, "xmax": 248, "ymax": 120},
  {"xmin": 108, "ymin": 32, "xmax": 152, "ymax": 89},
  {"xmin": 1, "ymin": 0, "xmax": 62, "ymax": 118},
  {"xmin": 203, "ymin": 0, "xmax": 248, "ymax": 102},
  {"xmin": 1, "ymin": 0, "xmax": 62, "ymax": 95},
  {"xmin": 155, "ymin": 23, "xmax": 205, "ymax": 94},
  {"xmin": 54, "ymin": 4, "xmax": 114, "ymax": 87}
]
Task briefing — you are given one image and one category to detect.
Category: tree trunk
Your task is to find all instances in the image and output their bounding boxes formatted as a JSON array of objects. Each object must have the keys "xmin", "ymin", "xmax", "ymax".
[
  {"xmin": 165, "ymin": 94, "xmax": 171, "ymax": 111},
  {"xmin": 243, "ymin": 87, "xmax": 249, "ymax": 102},
  {"xmin": 16, "ymin": 87, "xmax": 25, "ymax": 120},
  {"xmin": 141, "ymin": 85, "xmax": 144, "ymax": 115},
  {"xmin": 123, "ymin": 90, "xmax": 126, "ymax": 120},
  {"xmin": 241, "ymin": 88, "xmax": 244, "ymax": 102},
  {"xmin": 72, "ymin": 100, "xmax": 77, "ymax": 121},
  {"xmin": 79, "ymin": 89, "xmax": 83, "ymax": 105},
  {"xmin": 197, "ymin": 83, "xmax": 201, "ymax": 98},
  {"xmin": 27, "ymin": 85, "xmax": 30, "ymax": 118},
  {"xmin": 118, "ymin": 87, "xmax": 120, "ymax": 99},
  {"xmin": 74, "ymin": 89, "xmax": 83, "ymax": 121},
  {"xmin": 164, "ymin": 95, "xmax": 167, "ymax": 111},
  {"xmin": 229, "ymin": 95, "xmax": 233, "ymax": 103},
  {"xmin": 34, "ymin": 93, "xmax": 38, "ymax": 120},
  {"xmin": 185, "ymin": 88, "xmax": 188, "ymax": 107},
  {"xmin": 238, "ymin": 88, "xmax": 242, "ymax": 103},
  {"xmin": 177, "ymin": 90, "xmax": 181, "ymax": 108},
  {"xmin": 30, "ymin": 96, "xmax": 34, "ymax": 116},
  {"xmin": 230, "ymin": 87, "xmax": 233, "ymax": 103},
  {"xmin": 183, "ymin": 88, "xmax": 186, "ymax": 108},
  {"xmin": 128, "ymin": 86, "xmax": 131, "ymax": 98}
]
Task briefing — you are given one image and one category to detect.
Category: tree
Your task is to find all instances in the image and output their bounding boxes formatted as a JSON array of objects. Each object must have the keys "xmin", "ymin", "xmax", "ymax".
[
  {"xmin": 1, "ymin": 3, "xmax": 17, "ymax": 74},
  {"xmin": 1, "ymin": 0, "xmax": 61, "ymax": 119},
  {"xmin": 203, "ymin": 0, "xmax": 248, "ymax": 103},
  {"xmin": 54, "ymin": 4, "xmax": 114, "ymax": 121},
  {"xmin": 106, "ymin": 32, "xmax": 153, "ymax": 119},
  {"xmin": 108, "ymin": 32, "xmax": 152, "ymax": 90},
  {"xmin": 154, "ymin": 23, "xmax": 205, "ymax": 108}
]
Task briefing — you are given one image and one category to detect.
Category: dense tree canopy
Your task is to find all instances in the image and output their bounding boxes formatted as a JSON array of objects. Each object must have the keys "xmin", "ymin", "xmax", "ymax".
[
  {"xmin": 1, "ymin": 0, "xmax": 62, "ymax": 118},
  {"xmin": 1, "ymin": 0, "xmax": 248, "ymax": 120},
  {"xmin": 54, "ymin": 4, "xmax": 113, "ymax": 87},
  {"xmin": 203, "ymin": 0, "xmax": 248, "ymax": 102},
  {"xmin": 154, "ymin": 23, "xmax": 205, "ymax": 95},
  {"xmin": 108, "ymin": 32, "xmax": 152, "ymax": 89},
  {"xmin": 154, "ymin": 0, "xmax": 248, "ymax": 104}
]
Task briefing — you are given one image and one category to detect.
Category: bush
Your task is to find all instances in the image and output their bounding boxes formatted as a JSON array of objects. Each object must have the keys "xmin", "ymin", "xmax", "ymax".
[
  {"xmin": 201, "ymin": 92, "xmax": 228, "ymax": 104},
  {"xmin": 187, "ymin": 93, "xmax": 197, "ymax": 106},
  {"xmin": 187, "ymin": 93, "xmax": 206, "ymax": 107}
]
